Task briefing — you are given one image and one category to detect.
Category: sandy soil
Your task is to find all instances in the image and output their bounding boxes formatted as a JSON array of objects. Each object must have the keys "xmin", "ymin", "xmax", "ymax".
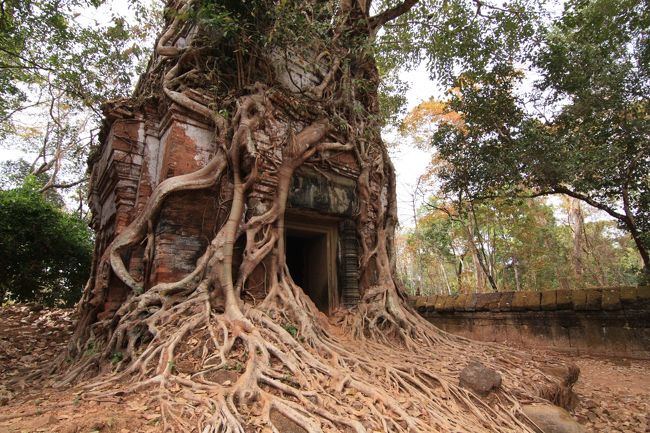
[{"xmin": 0, "ymin": 305, "xmax": 648, "ymax": 433}]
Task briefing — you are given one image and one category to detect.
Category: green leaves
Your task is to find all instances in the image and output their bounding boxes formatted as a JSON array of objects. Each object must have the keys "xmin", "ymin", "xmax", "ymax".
[
  {"xmin": 418, "ymin": 0, "xmax": 649, "ymax": 274},
  {"xmin": 0, "ymin": 0, "xmax": 157, "ymax": 132},
  {"xmin": 375, "ymin": 0, "xmax": 542, "ymax": 85},
  {"xmin": 0, "ymin": 176, "xmax": 93, "ymax": 306},
  {"xmin": 282, "ymin": 323, "xmax": 298, "ymax": 337}
]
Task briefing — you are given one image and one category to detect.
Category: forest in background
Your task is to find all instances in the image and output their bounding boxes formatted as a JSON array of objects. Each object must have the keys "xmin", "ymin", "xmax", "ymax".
[{"xmin": 396, "ymin": 195, "xmax": 643, "ymax": 295}]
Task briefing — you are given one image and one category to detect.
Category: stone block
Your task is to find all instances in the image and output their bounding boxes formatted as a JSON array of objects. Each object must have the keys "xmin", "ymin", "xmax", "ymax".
[
  {"xmin": 426, "ymin": 295, "xmax": 438, "ymax": 312},
  {"xmin": 473, "ymin": 292, "xmax": 501, "ymax": 311},
  {"xmin": 585, "ymin": 289, "xmax": 602, "ymax": 310},
  {"xmin": 619, "ymin": 287, "xmax": 637, "ymax": 305},
  {"xmin": 541, "ymin": 290, "xmax": 557, "ymax": 311},
  {"xmin": 601, "ymin": 288, "xmax": 621, "ymax": 310},
  {"xmin": 459, "ymin": 361, "xmax": 502, "ymax": 396},
  {"xmin": 454, "ymin": 293, "xmax": 469, "ymax": 311},
  {"xmin": 473, "ymin": 293, "xmax": 486, "ymax": 311},
  {"xmin": 571, "ymin": 289, "xmax": 588, "ymax": 310},
  {"xmin": 498, "ymin": 291, "xmax": 514, "ymax": 311},
  {"xmin": 415, "ymin": 296, "xmax": 427, "ymax": 313},
  {"xmin": 486, "ymin": 293, "xmax": 503, "ymax": 311},
  {"xmin": 434, "ymin": 295, "xmax": 447, "ymax": 312},
  {"xmin": 440, "ymin": 295, "xmax": 456, "ymax": 312},
  {"xmin": 634, "ymin": 286, "xmax": 650, "ymax": 309},
  {"xmin": 556, "ymin": 290, "xmax": 572, "ymax": 310},
  {"xmin": 524, "ymin": 291, "xmax": 541, "ymax": 311},
  {"xmin": 638, "ymin": 286, "xmax": 650, "ymax": 305},
  {"xmin": 522, "ymin": 404, "xmax": 585, "ymax": 433},
  {"xmin": 511, "ymin": 291, "xmax": 528, "ymax": 311},
  {"xmin": 464, "ymin": 294, "xmax": 478, "ymax": 312}
]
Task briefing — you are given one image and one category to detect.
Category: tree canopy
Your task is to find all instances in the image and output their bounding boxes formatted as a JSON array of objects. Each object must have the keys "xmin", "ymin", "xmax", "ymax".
[
  {"xmin": 407, "ymin": 0, "xmax": 649, "ymax": 279},
  {"xmin": 0, "ymin": 0, "xmax": 158, "ymax": 206}
]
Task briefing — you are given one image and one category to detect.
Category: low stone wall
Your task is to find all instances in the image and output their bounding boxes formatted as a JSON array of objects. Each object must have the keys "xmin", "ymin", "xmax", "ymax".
[{"xmin": 412, "ymin": 287, "xmax": 650, "ymax": 359}]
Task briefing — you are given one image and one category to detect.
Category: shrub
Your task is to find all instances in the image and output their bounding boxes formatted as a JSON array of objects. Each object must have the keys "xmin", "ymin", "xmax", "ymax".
[{"xmin": 0, "ymin": 176, "xmax": 92, "ymax": 306}]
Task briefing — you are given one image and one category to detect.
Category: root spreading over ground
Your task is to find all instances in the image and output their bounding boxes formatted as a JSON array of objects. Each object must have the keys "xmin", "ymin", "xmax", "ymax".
[
  {"xmin": 63, "ymin": 277, "xmax": 571, "ymax": 433},
  {"xmin": 51, "ymin": 1, "xmax": 580, "ymax": 432}
]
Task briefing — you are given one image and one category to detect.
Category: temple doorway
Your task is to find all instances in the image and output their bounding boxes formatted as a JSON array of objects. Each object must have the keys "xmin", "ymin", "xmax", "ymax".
[{"xmin": 285, "ymin": 217, "xmax": 339, "ymax": 314}]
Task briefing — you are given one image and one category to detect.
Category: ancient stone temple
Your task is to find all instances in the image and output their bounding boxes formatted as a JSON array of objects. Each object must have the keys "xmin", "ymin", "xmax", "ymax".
[{"xmin": 88, "ymin": 76, "xmax": 361, "ymax": 321}]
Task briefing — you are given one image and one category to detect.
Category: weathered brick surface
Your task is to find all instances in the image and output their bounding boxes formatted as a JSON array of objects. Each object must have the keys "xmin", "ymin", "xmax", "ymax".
[
  {"xmin": 638, "ymin": 286, "xmax": 650, "ymax": 303},
  {"xmin": 425, "ymin": 295, "xmax": 437, "ymax": 312},
  {"xmin": 440, "ymin": 296, "xmax": 456, "ymax": 312},
  {"xmin": 585, "ymin": 289, "xmax": 602, "ymax": 310},
  {"xmin": 498, "ymin": 292, "xmax": 514, "ymax": 311},
  {"xmin": 465, "ymin": 294, "xmax": 478, "ymax": 312},
  {"xmin": 90, "ymin": 93, "xmax": 364, "ymax": 317},
  {"xmin": 411, "ymin": 286, "xmax": 650, "ymax": 359},
  {"xmin": 454, "ymin": 293, "xmax": 468, "ymax": 311},
  {"xmin": 540, "ymin": 290, "xmax": 557, "ymax": 311},
  {"xmin": 475, "ymin": 292, "xmax": 501, "ymax": 311},
  {"xmin": 511, "ymin": 291, "xmax": 528, "ymax": 311},
  {"xmin": 412, "ymin": 287, "xmax": 648, "ymax": 314},
  {"xmin": 572, "ymin": 289, "xmax": 588, "ymax": 310},
  {"xmin": 555, "ymin": 290, "xmax": 572, "ymax": 310},
  {"xmin": 619, "ymin": 287, "xmax": 637, "ymax": 304}
]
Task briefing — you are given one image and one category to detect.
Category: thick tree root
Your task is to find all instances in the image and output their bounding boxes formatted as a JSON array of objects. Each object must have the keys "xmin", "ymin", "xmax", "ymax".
[{"xmin": 59, "ymin": 271, "xmax": 570, "ymax": 433}]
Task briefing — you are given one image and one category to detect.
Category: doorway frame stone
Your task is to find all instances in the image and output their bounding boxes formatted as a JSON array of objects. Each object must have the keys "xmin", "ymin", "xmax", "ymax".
[{"xmin": 285, "ymin": 211, "xmax": 340, "ymax": 314}]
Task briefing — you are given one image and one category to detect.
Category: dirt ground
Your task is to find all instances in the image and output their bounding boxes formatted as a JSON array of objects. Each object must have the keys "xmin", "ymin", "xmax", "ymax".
[{"xmin": 0, "ymin": 305, "xmax": 648, "ymax": 433}]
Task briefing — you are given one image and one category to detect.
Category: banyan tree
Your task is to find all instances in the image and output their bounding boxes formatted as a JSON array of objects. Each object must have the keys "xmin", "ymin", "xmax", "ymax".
[{"xmin": 61, "ymin": 1, "xmax": 577, "ymax": 431}]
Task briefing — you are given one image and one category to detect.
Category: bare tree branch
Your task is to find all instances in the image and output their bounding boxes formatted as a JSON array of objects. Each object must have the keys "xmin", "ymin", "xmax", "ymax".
[
  {"xmin": 369, "ymin": 0, "xmax": 419, "ymax": 31},
  {"xmin": 39, "ymin": 177, "xmax": 88, "ymax": 193}
]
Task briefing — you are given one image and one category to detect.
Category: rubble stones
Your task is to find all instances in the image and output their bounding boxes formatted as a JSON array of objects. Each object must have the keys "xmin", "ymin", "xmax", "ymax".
[
  {"xmin": 523, "ymin": 404, "xmax": 585, "ymax": 433},
  {"xmin": 459, "ymin": 360, "xmax": 502, "ymax": 396}
]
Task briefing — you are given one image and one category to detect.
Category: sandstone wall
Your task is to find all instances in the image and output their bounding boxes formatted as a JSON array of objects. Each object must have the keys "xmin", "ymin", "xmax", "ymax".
[{"xmin": 412, "ymin": 287, "xmax": 650, "ymax": 359}]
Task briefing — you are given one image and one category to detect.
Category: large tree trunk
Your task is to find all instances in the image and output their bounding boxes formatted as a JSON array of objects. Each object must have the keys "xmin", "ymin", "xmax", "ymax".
[{"xmin": 57, "ymin": 2, "xmax": 575, "ymax": 431}]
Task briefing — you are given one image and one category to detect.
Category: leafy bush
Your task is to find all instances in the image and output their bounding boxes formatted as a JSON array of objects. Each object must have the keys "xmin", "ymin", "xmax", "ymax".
[{"xmin": 0, "ymin": 176, "xmax": 92, "ymax": 306}]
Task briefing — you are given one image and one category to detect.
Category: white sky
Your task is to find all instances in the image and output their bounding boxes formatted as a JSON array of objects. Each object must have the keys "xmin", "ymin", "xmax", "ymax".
[{"xmin": 387, "ymin": 65, "xmax": 442, "ymax": 228}]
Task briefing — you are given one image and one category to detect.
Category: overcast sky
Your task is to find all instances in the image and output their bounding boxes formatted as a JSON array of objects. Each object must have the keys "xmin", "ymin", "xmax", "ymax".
[{"xmin": 387, "ymin": 65, "xmax": 442, "ymax": 228}]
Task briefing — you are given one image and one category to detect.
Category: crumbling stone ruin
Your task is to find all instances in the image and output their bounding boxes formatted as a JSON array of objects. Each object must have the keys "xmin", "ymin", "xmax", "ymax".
[{"xmin": 88, "ymin": 64, "xmax": 362, "ymax": 321}]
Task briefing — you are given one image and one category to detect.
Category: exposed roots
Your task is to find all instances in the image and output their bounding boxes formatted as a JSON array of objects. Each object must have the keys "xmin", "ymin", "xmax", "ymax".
[{"xmin": 61, "ymin": 270, "xmax": 571, "ymax": 433}]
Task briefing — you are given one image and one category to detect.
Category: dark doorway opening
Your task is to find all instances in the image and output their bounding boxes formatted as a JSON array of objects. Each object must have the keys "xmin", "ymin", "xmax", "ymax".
[{"xmin": 286, "ymin": 229, "xmax": 330, "ymax": 313}]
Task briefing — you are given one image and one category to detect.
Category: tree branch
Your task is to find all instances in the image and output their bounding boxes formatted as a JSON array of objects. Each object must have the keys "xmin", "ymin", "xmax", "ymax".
[
  {"xmin": 550, "ymin": 186, "xmax": 626, "ymax": 222},
  {"xmin": 369, "ymin": 0, "xmax": 419, "ymax": 31},
  {"xmin": 474, "ymin": 186, "xmax": 626, "ymax": 222},
  {"xmin": 39, "ymin": 177, "xmax": 88, "ymax": 192}
]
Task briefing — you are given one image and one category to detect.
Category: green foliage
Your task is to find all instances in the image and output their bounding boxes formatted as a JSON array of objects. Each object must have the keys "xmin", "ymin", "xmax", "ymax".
[
  {"xmin": 0, "ymin": 0, "xmax": 150, "ymax": 129},
  {"xmin": 282, "ymin": 323, "xmax": 298, "ymax": 337},
  {"xmin": 421, "ymin": 0, "xmax": 650, "ymax": 273},
  {"xmin": 0, "ymin": 176, "xmax": 93, "ymax": 306},
  {"xmin": 83, "ymin": 340, "xmax": 97, "ymax": 356},
  {"xmin": 110, "ymin": 351, "xmax": 124, "ymax": 364},
  {"xmin": 399, "ymin": 196, "xmax": 643, "ymax": 294},
  {"xmin": 375, "ymin": 0, "xmax": 542, "ymax": 83},
  {"xmin": 0, "ymin": 159, "xmax": 66, "ymax": 206}
]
